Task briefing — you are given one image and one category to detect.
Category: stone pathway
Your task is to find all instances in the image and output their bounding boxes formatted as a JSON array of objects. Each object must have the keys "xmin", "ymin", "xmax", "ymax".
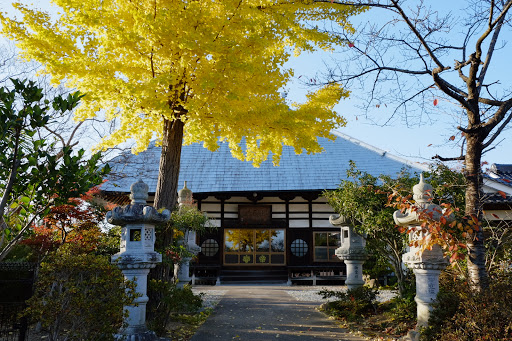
[{"xmin": 190, "ymin": 285, "xmax": 366, "ymax": 341}]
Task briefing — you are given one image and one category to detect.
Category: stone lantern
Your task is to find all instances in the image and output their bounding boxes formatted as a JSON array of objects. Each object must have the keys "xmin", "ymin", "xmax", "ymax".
[
  {"xmin": 176, "ymin": 181, "xmax": 201, "ymax": 287},
  {"xmin": 107, "ymin": 179, "xmax": 170, "ymax": 340},
  {"xmin": 331, "ymin": 214, "xmax": 368, "ymax": 290},
  {"xmin": 394, "ymin": 174, "xmax": 449, "ymax": 331}
]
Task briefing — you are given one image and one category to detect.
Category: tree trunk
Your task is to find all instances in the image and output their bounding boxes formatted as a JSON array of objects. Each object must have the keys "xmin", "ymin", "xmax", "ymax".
[
  {"xmin": 149, "ymin": 118, "xmax": 184, "ymax": 282},
  {"xmin": 154, "ymin": 118, "xmax": 184, "ymax": 211},
  {"xmin": 464, "ymin": 133, "xmax": 489, "ymax": 291}
]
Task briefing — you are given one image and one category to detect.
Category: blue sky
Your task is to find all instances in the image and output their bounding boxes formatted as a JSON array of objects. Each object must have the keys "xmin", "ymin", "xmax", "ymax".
[
  {"xmin": 283, "ymin": 1, "xmax": 512, "ymax": 167},
  {"xmin": 2, "ymin": 0, "xmax": 511, "ymax": 167}
]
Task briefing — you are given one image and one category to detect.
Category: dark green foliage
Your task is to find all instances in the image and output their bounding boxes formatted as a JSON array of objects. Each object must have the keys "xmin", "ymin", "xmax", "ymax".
[
  {"xmin": 95, "ymin": 225, "xmax": 122, "ymax": 256},
  {"xmin": 24, "ymin": 249, "xmax": 137, "ymax": 341},
  {"xmin": 170, "ymin": 205, "xmax": 212, "ymax": 234},
  {"xmin": 324, "ymin": 161, "xmax": 417, "ymax": 297},
  {"xmin": 318, "ymin": 286, "xmax": 379, "ymax": 321},
  {"xmin": 423, "ymin": 164, "xmax": 466, "ymax": 211},
  {"xmin": 147, "ymin": 280, "xmax": 203, "ymax": 336},
  {"xmin": 387, "ymin": 272, "xmax": 416, "ymax": 322},
  {"xmin": 363, "ymin": 254, "xmax": 395, "ymax": 282},
  {"xmin": 0, "ymin": 79, "xmax": 109, "ymax": 260},
  {"xmin": 422, "ymin": 273, "xmax": 512, "ymax": 341}
]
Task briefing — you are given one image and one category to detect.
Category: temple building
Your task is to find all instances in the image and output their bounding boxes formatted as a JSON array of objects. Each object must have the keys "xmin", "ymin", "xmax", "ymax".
[{"xmin": 100, "ymin": 131, "xmax": 512, "ymax": 284}]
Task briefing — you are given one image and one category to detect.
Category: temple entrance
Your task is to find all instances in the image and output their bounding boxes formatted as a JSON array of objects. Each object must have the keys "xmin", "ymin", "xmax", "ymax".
[{"xmin": 223, "ymin": 228, "xmax": 285, "ymax": 265}]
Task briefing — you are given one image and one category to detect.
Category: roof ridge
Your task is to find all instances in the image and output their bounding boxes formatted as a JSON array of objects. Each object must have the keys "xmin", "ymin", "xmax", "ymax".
[{"xmin": 331, "ymin": 130, "xmax": 430, "ymax": 172}]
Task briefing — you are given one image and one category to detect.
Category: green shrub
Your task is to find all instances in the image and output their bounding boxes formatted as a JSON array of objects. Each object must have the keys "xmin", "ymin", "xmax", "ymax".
[
  {"xmin": 388, "ymin": 273, "xmax": 416, "ymax": 322},
  {"xmin": 147, "ymin": 280, "xmax": 203, "ymax": 336},
  {"xmin": 24, "ymin": 250, "xmax": 137, "ymax": 341},
  {"xmin": 421, "ymin": 274, "xmax": 512, "ymax": 341},
  {"xmin": 319, "ymin": 286, "xmax": 379, "ymax": 321}
]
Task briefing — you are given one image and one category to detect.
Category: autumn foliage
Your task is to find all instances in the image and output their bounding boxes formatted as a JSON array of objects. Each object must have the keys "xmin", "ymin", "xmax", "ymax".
[
  {"xmin": 388, "ymin": 184, "xmax": 478, "ymax": 267},
  {"xmin": 21, "ymin": 185, "xmax": 116, "ymax": 260},
  {"xmin": 0, "ymin": 1, "xmax": 365, "ymax": 164}
]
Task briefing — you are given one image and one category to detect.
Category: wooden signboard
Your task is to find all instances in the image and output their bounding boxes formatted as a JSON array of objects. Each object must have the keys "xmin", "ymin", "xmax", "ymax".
[{"xmin": 238, "ymin": 205, "xmax": 271, "ymax": 225}]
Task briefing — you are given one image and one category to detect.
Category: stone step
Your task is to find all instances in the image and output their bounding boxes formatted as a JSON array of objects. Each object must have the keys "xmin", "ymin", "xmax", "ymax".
[{"xmin": 219, "ymin": 269, "xmax": 288, "ymax": 283}]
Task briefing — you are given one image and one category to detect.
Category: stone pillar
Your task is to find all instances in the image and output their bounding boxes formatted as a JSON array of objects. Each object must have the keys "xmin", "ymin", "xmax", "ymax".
[
  {"xmin": 107, "ymin": 179, "xmax": 170, "ymax": 340},
  {"xmin": 176, "ymin": 182, "xmax": 201, "ymax": 287},
  {"xmin": 394, "ymin": 174, "xmax": 449, "ymax": 330},
  {"xmin": 331, "ymin": 214, "xmax": 368, "ymax": 290}
]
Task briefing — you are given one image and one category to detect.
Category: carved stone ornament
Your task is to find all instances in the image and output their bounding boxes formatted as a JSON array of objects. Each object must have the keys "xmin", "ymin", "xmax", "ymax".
[
  {"xmin": 335, "ymin": 247, "xmax": 368, "ymax": 260},
  {"xmin": 393, "ymin": 174, "xmax": 452, "ymax": 226},
  {"xmin": 106, "ymin": 179, "xmax": 170, "ymax": 226},
  {"xmin": 112, "ymin": 253, "xmax": 162, "ymax": 269},
  {"xmin": 329, "ymin": 213, "xmax": 348, "ymax": 226},
  {"xmin": 178, "ymin": 181, "xmax": 193, "ymax": 206},
  {"xmin": 330, "ymin": 214, "xmax": 368, "ymax": 261}
]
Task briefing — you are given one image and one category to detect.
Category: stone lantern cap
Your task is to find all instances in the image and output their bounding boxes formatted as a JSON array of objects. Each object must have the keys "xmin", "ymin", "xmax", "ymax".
[
  {"xmin": 393, "ymin": 174, "xmax": 452, "ymax": 226},
  {"xmin": 329, "ymin": 214, "xmax": 368, "ymax": 261},
  {"xmin": 394, "ymin": 174, "xmax": 450, "ymax": 269},
  {"xmin": 106, "ymin": 179, "xmax": 170, "ymax": 226},
  {"xmin": 178, "ymin": 181, "xmax": 193, "ymax": 207},
  {"xmin": 109, "ymin": 179, "xmax": 169, "ymax": 268}
]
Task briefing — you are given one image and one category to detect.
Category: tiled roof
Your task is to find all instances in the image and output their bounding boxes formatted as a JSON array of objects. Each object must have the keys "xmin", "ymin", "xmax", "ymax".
[
  {"xmin": 487, "ymin": 163, "xmax": 512, "ymax": 189},
  {"xmin": 101, "ymin": 131, "xmax": 429, "ymax": 194},
  {"xmin": 484, "ymin": 193, "xmax": 512, "ymax": 205}
]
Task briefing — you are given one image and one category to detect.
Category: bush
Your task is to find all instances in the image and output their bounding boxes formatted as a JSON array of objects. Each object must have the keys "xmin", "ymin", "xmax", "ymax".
[
  {"xmin": 24, "ymin": 250, "xmax": 137, "ymax": 341},
  {"xmin": 318, "ymin": 286, "xmax": 379, "ymax": 321},
  {"xmin": 388, "ymin": 273, "xmax": 416, "ymax": 322},
  {"xmin": 421, "ymin": 274, "xmax": 512, "ymax": 341},
  {"xmin": 147, "ymin": 280, "xmax": 203, "ymax": 336}
]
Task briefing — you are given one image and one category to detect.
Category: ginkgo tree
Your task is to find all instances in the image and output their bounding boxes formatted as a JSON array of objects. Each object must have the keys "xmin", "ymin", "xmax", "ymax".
[{"xmin": 0, "ymin": 0, "xmax": 365, "ymax": 215}]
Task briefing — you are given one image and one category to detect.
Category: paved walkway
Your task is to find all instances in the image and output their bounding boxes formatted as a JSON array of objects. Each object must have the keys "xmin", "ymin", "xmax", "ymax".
[{"xmin": 190, "ymin": 285, "xmax": 366, "ymax": 341}]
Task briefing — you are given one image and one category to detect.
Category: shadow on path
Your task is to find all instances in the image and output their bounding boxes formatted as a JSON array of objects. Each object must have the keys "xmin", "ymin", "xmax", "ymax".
[{"xmin": 190, "ymin": 285, "xmax": 366, "ymax": 341}]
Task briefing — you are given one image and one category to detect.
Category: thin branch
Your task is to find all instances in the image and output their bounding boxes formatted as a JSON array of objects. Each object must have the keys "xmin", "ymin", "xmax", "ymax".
[
  {"xmin": 390, "ymin": 0, "xmax": 447, "ymax": 70},
  {"xmin": 0, "ymin": 203, "xmax": 52, "ymax": 262},
  {"xmin": 432, "ymin": 72, "xmax": 469, "ymax": 110},
  {"xmin": 477, "ymin": 4, "xmax": 507, "ymax": 91},
  {"xmin": 475, "ymin": 0, "xmax": 512, "ymax": 60},
  {"xmin": 313, "ymin": 0, "xmax": 393, "ymax": 9},
  {"xmin": 432, "ymin": 154, "xmax": 465, "ymax": 161},
  {"xmin": 0, "ymin": 127, "xmax": 22, "ymax": 219},
  {"xmin": 482, "ymin": 109, "xmax": 512, "ymax": 149}
]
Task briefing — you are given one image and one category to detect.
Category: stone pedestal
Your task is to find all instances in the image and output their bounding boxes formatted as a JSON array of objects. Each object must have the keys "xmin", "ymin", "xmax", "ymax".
[
  {"xmin": 344, "ymin": 259, "xmax": 366, "ymax": 290},
  {"xmin": 121, "ymin": 268, "xmax": 151, "ymax": 335},
  {"xmin": 414, "ymin": 268, "xmax": 442, "ymax": 327},
  {"xmin": 330, "ymin": 214, "xmax": 368, "ymax": 290},
  {"xmin": 177, "ymin": 256, "xmax": 192, "ymax": 286},
  {"xmin": 176, "ymin": 182, "xmax": 201, "ymax": 287},
  {"xmin": 394, "ymin": 174, "xmax": 449, "ymax": 329},
  {"xmin": 107, "ymin": 179, "xmax": 170, "ymax": 340},
  {"xmin": 176, "ymin": 229, "xmax": 200, "ymax": 287}
]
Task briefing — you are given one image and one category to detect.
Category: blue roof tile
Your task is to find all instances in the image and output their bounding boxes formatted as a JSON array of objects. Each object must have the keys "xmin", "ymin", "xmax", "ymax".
[{"xmin": 102, "ymin": 131, "xmax": 429, "ymax": 194}]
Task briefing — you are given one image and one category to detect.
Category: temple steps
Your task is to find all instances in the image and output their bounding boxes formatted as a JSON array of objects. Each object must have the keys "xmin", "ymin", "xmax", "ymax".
[{"xmin": 219, "ymin": 268, "xmax": 288, "ymax": 284}]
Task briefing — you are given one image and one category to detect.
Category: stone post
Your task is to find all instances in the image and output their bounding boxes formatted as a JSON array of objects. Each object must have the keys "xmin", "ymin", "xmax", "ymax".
[
  {"xmin": 331, "ymin": 214, "xmax": 368, "ymax": 290},
  {"xmin": 394, "ymin": 174, "xmax": 449, "ymax": 331},
  {"xmin": 107, "ymin": 180, "xmax": 170, "ymax": 341},
  {"xmin": 176, "ymin": 182, "xmax": 201, "ymax": 287}
]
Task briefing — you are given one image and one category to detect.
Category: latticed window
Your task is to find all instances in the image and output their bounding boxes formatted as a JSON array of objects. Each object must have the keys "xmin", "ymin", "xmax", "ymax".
[
  {"xmin": 290, "ymin": 239, "xmax": 308, "ymax": 257},
  {"xmin": 313, "ymin": 232, "xmax": 341, "ymax": 262},
  {"xmin": 201, "ymin": 239, "xmax": 219, "ymax": 257}
]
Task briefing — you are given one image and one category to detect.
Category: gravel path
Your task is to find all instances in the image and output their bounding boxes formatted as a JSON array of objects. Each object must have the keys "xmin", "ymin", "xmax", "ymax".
[
  {"xmin": 192, "ymin": 289, "xmax": 227, "ymax": 309},
  {"xmin": 193, "ymin": 285, "xmax": 397, "ymax": 307}
]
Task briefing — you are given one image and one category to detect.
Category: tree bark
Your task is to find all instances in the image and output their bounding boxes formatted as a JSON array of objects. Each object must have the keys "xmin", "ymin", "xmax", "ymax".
[
  {"xmin": 154, "ymin": 118, "xmax": 184, "ymax": 212},
  {"xmin": 464, "ymin": 132, "xmax": 489, "ymax": 291},
  {"xmin": 149, "ymin": 118, "xmax": 184, "ymax": 283}
]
